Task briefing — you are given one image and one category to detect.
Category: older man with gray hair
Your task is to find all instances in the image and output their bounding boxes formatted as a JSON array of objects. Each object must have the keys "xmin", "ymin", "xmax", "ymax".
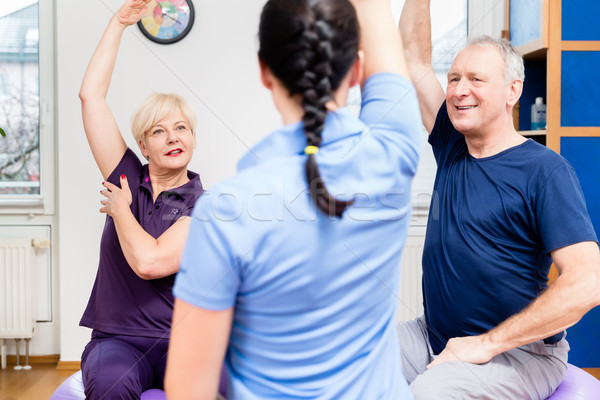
[{"xmin": 396, "ymin": 1, "xmax": 600, "ymax": 399}]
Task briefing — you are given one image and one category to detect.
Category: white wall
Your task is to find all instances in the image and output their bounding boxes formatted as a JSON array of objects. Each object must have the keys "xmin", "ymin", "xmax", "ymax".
[
  {"xmin": 56, "ymin": 0, "xmax": 279, "ymax": 362},
  {"xmin": 54, "ymin": 0, "xmax": 507, "ymax": 363}
]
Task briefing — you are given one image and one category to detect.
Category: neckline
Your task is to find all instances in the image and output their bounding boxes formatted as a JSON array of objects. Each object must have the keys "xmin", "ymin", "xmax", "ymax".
[{"xmin": 467, "ymin": 138, "xmax": 533, "ymax": 162}]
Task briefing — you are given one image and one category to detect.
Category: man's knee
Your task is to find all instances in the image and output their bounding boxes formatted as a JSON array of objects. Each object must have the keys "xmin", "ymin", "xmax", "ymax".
[
  {"xmin": 410, "ymin": 371, "xmax": 464, "ymax": 400},
  {"xmin": 396, "ymin": 316, "xmax": 432, "ymax": 384}
]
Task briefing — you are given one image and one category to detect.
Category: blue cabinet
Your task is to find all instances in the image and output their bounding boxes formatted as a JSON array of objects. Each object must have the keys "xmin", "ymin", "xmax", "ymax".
[
  {"xmin": 561, "ymin": 137, "xmax": 600, "ymax": 367},
  {"xmin": 562, "ymin": 0, "xmax": 600, "ymax": 41},
  {"xmin": 561, "ymin": 51, "xmax": 600, "ymax": 127}
]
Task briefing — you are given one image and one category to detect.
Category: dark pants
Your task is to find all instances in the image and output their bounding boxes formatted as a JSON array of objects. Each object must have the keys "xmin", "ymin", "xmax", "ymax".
[
  {"xmin": 81, "ymin": 330, "xmax": 229, "ymax": 399},
  {"xmin": 81, "ymin": 331, "xmax": 169, "ymax": 400}
]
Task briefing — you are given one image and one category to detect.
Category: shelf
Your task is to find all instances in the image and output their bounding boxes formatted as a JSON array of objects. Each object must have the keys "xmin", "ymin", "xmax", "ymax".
[
  {"xmin": 516, "ymin": 41, "xmax": 546, "ymax": 59},
  {"xmin": 520, "ymin": 130, "xmax": 547, "ymax": 146},
  {"xmin": 521, "ymin": 47, "xmax": 547, "ymax": 61},
  {"xmin": 519, "ymin": 130, "xmax": 547, "ymax": 136}
]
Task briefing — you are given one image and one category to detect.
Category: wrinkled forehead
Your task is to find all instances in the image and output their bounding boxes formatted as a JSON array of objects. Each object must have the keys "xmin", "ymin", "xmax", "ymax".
[{"xmin": 449, "ymin": 45, "xmax": 505, "ymax": 76}]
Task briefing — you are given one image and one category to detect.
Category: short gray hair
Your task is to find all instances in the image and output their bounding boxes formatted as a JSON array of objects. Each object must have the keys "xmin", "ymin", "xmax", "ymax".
[{"xmin": 468, "ymin": 36, "xmax": 525, "ymax": 84}]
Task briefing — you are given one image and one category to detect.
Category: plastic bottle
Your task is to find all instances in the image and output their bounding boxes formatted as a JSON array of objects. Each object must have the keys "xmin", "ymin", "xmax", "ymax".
[{"xmin": 531, "ymin": 97, "xmax": 546, "ymax": 130}]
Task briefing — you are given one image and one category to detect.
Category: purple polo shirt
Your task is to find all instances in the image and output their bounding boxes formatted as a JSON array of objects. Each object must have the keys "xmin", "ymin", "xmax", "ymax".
[{"xmin": 80, "ymin": 148, "xmax": 204, "ymax": 338}]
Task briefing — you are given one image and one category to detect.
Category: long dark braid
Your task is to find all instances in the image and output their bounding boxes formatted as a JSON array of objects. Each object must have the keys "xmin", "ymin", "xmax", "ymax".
[{"xmin": 258, "ymin": 0, "xmax": 359, "ymax": 218}]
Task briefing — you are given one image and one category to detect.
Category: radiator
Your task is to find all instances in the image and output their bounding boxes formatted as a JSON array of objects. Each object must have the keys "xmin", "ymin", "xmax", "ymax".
[
  {"xmin": 396, "ymin": 233, "xmax": 425, "ymax": 322},
  {"xmin": 0, "ymin": 238, "xmax": 35, "ymax": 339}
]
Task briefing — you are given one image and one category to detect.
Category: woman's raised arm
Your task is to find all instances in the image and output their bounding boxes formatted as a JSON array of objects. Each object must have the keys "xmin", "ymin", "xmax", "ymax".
[
  {"xmin": 350, "ymin": 0, "xmax": 409, "ymax": 85},
  {"xmin": 79, "ymin": 0, "xmax": 150, "ymax": 179}
]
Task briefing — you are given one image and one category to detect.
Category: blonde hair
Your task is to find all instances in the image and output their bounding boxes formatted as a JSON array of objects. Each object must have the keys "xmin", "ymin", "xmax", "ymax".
[{"xmin": 131, "ymin": 93, "xmax": 197, "ymax": 146}]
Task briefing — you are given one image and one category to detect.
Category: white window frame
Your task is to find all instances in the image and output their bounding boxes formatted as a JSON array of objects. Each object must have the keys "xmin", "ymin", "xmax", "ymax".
[
  {"xmin": 0, "ymin": 0, "xmax": 55, "ymax": 215},
  {"xmin": 467, "ymin": 0, "xmax": 506, "ymax": 39}
]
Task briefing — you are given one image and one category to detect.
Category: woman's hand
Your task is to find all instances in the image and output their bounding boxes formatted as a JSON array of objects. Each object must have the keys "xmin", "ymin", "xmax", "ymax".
[
  {"xmin": 100, "ymin": 175, "xmax": 133, "ymax": 217},
  {"xmin": 115, "ymin": 0, "xmax": 152, "ymax": 26}
]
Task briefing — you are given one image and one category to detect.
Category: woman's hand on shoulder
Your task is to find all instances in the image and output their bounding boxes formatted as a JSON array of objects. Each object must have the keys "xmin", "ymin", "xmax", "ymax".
[
  {"xmin": 100, "ymin": 174, "xmax": 133, "ymax": 217},
  {"xmin": 115, "ymin": 0, "xmax": 151, "ymax": 26}
]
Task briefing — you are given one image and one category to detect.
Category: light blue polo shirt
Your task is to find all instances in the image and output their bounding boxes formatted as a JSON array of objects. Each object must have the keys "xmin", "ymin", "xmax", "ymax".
[{"xmin": 174, "ymin": 73, "xmax": 422, "ymax": 399}]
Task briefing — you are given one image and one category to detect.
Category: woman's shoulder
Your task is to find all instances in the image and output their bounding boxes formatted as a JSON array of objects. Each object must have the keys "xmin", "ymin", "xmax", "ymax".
[{"xmin": 106, "ymin": 148, "xmax": 144, "ymax": 185}]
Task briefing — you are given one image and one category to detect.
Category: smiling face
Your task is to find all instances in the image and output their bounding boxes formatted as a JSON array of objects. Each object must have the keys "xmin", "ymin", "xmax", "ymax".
[
  {"xmin": 139, "ymin": 108, "xmax": 196, "ymax": 173},
  {"xmin": 446, "ymin": 45, "xmax": 514, "ymax": 137}
]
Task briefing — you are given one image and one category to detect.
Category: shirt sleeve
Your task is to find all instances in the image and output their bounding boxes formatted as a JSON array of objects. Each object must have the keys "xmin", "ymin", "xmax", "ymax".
[
  {"xmin": 106, "ymin": 148, "xmax": 143, "ymax": 194},
  {"xmin": 173, "ymin": 187, "xmax": 247, "ymax": 310},
  {"xmin": 359, "ymin": 73, "xmax": 423, "ymax": 173},
  {"xmin": 536, "ymin": 161, "xmax": 598, "ymax": 254},
  {"xmin": 106, "ymin": 148, "xmax": 143, "ymax": 205}
]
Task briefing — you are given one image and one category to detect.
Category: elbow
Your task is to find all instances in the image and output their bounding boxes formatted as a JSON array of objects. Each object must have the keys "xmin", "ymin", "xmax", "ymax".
[
  {"xmin": 575, "ymin": 270, "xmax": 600, "ymax": 313},
  {"xmin": 133, "ymin": 261, "xmax": 157, "ymax": 280},
  {"xmin": 137, "ymin": 270, "xmax": 155, "ymax": 281},
  {"xmin": 130, "ymin": 253, "xmax": 179, "ymax": 280},
  {"xmin": 78, "ymin": 86, "xmax": 101, "ymax": 105},
  {"xmin": 591, "ymin": 272, "xmax": 600, "ymax": 309},
  {"xmin": 128, "ymin": 253, "xmax": 157, "ymax": 280},
  {"xmin": 583, "ymin": 258, "xmax": 600, "ymax": 309},
  {"xmin": 78, "ymin": 90, "xmax": 95, "ymax": 107},
  {"xmin": 78, "ymin": 88, "xmax": 90, "ymax": 104}
]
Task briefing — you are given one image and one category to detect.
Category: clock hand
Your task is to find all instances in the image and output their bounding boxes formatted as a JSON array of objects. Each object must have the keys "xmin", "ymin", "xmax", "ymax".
[{"xmin": 162, "ymin": 12, "xmax": 181, "ymax": 25}]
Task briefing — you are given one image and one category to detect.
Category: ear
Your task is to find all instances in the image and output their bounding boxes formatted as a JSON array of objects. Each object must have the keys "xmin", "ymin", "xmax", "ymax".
[
  {"xmin": 139, "ymin": 139, "xmax": 149, "ymax": 158},
  {"xmin": 258, "ymin": 57, "xmax": 274, "ymax": 90},
  {"xmin": 192, "ymin": 130, "xmax": 197, "ymax": 150},
  {"xmin": 349, "ymin": 50, "xmax": 365, "ymax": 88},
  {"xmin": 507, "ymin": 79, "xmax": 523, "ymax": 108}
]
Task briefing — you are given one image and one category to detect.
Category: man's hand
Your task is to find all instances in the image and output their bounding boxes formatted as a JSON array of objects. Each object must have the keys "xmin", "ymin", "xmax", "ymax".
[
  {"xmin": 100, "ymin": 175, "xmax": 132, "ymax": 217},
  {"xmin": 427, "ymin": 242, "xmax": 600, "ymax": 371},
  {"xmin": 427, "ymin": 335, "xmax": 498, "ymax": 369}
]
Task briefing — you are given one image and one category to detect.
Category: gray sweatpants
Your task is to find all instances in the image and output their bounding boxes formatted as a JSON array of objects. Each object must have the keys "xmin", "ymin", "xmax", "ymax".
[{"xmin": 396, "ymin": 316, "xmax": 569, "ymax": 400}]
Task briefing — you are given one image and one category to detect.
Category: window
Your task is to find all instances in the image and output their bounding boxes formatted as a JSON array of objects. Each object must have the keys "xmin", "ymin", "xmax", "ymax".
[
  {"xmin": 0, "ymin": 74, "xmax": 9, "ymax": 97},
  {"xmin": 431, "ymin": 0, "xmax": 468, "ymax": 85},
  {"xmin": 410, "ymin": 0, "xmax": 468, "ymax": 224},
  {"xmin": 0, "ymin": 0, "xmax": 53, "ymax": 212}
]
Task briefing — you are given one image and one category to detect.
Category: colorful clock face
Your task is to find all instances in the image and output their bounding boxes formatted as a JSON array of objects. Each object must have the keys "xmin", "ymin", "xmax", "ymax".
[{"xmin": 137, "ymin": 0, "xmax": 195, "ymax": 44}]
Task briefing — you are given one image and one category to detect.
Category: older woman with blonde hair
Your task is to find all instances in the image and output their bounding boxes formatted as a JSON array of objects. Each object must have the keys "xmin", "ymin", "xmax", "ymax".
[{"xmin": 77, "ymin": 1, "xmax": 214, "ymax": 398}]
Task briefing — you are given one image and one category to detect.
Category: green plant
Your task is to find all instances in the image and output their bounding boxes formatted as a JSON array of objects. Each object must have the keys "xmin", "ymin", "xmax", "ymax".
[{"xmin": 0, "ymin": 127, "xmax": 5, "ymax": 137}]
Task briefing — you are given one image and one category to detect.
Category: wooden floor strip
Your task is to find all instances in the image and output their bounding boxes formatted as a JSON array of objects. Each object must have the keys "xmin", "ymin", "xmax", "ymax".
[{"xmin": 0, "ymin": 363, "xmax": 72, "ymax": 400}]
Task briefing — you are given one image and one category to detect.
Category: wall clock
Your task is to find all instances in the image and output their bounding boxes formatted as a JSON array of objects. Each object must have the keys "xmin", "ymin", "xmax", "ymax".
[{"xmin": 137, "ymin": 0, "xmax": 195, "ymax": 44}]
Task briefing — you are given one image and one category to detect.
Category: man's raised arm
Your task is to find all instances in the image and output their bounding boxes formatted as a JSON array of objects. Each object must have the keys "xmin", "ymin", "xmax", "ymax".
[{"xmin": 399, "ymin": 0, "xmax": 445, "ymax": 134}]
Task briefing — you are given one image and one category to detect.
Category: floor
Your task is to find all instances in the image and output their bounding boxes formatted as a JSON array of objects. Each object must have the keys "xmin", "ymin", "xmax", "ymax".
[
  {"xmin": 0, "ymin": 363, "xmax": 74, "ymax": 400},
  {"xmin": 1, "ymin": 361, "xmax": 599, "ymax": 399}
]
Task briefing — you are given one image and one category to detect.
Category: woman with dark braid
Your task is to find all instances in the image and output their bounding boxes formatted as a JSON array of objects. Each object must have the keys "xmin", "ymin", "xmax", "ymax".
[{"xmin": 165, "ymin": 0, "xmax": 422, "ymax": 398}]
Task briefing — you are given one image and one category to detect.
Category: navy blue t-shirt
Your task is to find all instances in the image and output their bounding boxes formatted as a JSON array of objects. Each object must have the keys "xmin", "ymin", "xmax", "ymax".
[
  {"xmin": 423, "ymin": 104, "xmax": 597, "ymax": 354},
  {"xmin": 80, "ymin": 148, "xmax": 204, "ymax": 338}
]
